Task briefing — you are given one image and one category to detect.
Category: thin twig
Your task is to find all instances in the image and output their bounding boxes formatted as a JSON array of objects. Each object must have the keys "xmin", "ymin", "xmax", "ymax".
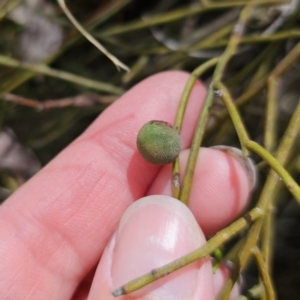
[
  {"xmin": 213, "ymin": 81, "xmax": 250, "ymax": 156},
  {"xmin": 121, "ymin": 55, "xmax": 149, "ymax": 84},
  {"xmin": 178, "ymin": 5, "xmax": 253, "ymax": 205},
  {"xmin": 172, "ymin": 57, "xmax": 219, "ymax": 199},
  {"xmin": 178, "ymin": 88, "xmax": 214, "ymax": 204},
  {"xmin": 206, "ymin": 41, "xmax": 300, "ymax": 138},
  {"xmin": 261, "ymin": 74, "xmax": 279, "ymax": 277},
  {"xmin": 57, "ymin": 0, "xmax": 129, "ymax": 71},
  {"xmin": 112, "ymin": 207, "xmax": 263, "ymax": 296},
  {"xmin": 122, "ymin": 29, "xmax": 300, "ymax": 56},
  {"xmin": 213, "ymin": 5, "xmax": 253, "ymax": 82},
  {"xmin": 252, "ymin": 247, "xmax": 276, "ymax": 300},
  {"xmin": 219, "ymin": 100, "xmax": 300, "ymax": 297},
  {"xmin": 97, "ymin": 0, "xmax": 289, "ymax": 37},
  {"xmin": 2, "ymin": 93, "xmax": 116, "ymax": 110},
  {"xmin": 0, "ymin": 55, "xmax": 124, "ymax": 95},
  {"xmin": 196, "ymin": 30, "xmax": 300, "ymax": 49},
  {"xmin": 246, "ymin": 140, "xmax": 300, "ymax": 203}
]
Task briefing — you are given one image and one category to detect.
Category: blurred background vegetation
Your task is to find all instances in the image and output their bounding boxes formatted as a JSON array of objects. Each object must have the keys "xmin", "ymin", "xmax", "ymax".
[{"xmin": 1, "ymin": 0, "xmax": 300, "ymax": 299}]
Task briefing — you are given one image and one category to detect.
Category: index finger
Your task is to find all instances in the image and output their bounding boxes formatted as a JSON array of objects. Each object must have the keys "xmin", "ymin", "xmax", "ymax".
[{"xmin": 0, "ymin": 71, "xmax": 206, "ymax": 299}]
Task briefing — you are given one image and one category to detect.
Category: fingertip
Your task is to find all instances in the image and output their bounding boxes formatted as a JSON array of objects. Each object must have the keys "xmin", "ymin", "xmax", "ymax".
[
  {"xmin": 210, "ymin": 146, "xmax": 257, "ymax": 191},
  {"xmin": 88, "ymin": 195, "xmax": 214, "ymax": 300},
  {"xmin": 147, "ymin": 147, "xmax": 253, "ymax": 236},
  {"xmin": 0, "ymin": 71, "xmax": 208, "ymax": 300},
  {"xmin": 187, "ymin": 147, "xmax": 252, "ymax": 235},
  {"xmin": 213, "ymin": 262, "xmax": 240, "ymax": 300}
]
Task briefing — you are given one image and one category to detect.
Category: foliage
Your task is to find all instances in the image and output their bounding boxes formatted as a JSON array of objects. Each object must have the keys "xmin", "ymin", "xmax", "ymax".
[{"xmin": 1, "ymin": 0, "xmax": 300, "ymax": 299}]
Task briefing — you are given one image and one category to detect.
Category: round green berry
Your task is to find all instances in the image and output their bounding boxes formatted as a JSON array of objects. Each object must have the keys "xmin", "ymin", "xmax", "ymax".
[{"xmin": 137, "ymin": 120, "xmax": 182, "ymax": 165}]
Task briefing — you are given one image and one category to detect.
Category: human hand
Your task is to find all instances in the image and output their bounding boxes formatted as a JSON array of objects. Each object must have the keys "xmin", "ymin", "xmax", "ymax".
[{"xmin": 0, "ymin": 71, "xmax": 254, "ymax": 299}]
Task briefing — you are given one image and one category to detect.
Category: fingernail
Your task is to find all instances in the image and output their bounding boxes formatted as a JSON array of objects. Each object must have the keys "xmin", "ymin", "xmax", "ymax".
[
  {"xmin": 210, "ymin": 146, "xmax": 256, "ymax": 190},
  {"xmin": 111, "ymin": 195, "xmax": 205, "ymax": 299}
]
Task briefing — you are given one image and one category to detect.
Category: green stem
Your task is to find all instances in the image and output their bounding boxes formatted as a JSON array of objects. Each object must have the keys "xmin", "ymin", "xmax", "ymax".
[
  {"xmin": 228, "ymin": 100, "xmax": 300, "ymax": 296},
  {"xmin": 265, "ymin": 76, "xmax": 278, "ymax": 152},
  {"xmin": 213, "ymin": 81, "xmax": 250, "ymax": 156},
  {"xmin": 174, "ymin": 60, "xmax": 219, "ymax": 106},
  {"xmin": 252, "ymin": 247, "xmax": 276, "ymax": 300},
  {"xmin": 218, "ymin": 217, "xmax": 263, "ymax": 300},
  {"xmin": 172, "ymin": 58, "xmax": 219, "ymax": 199},
  {"xmin": 114, "ymin": 108, "xmax": 300, "ymax": 295},
  {"xmin": 246, "ymin": 141, "xmax": 300, "ymax": 203},
  {"xmin": 261, "ymin": 75, "xmax": 278, "ymax": 275},
  {"xmin": 97, "ymin": 0, "xmax": 288, "ymax": 37},
  {"xmin": 112, "ymin": 207, "xmax": 263, "ymax": 296},
  {"xmin": 0, "ymin": 0, "xmax": 129, "ymax": 94},
  {"xmin": 179, "ymin": 88, "xmax": 214, "ymax": 204},
  {"xmin": 63, "ymin": 0, "xmax": 132, "ymax": 50},
  {"xmin": 111, "ymin": 2, "xmax": 298, "ymax": 298},
  {"xmin": 271, "ymin": 42, "xmax": 300, "ymax": 78},
  {"xmin": 179, "ymin": 4, "xmax": 252, "ymax": 205},
  {"xmin": 0, "ymin": 55, "xmax": 123, "ymax": 95},
  {"xmin": 206, "ymin": 41, "xmax": 300, "ymax": 138},
  {"xmin": 190, "ymin": 23, "xmax": 235, "ymax": 52},
  {"xmin": 122, "ymin": 28, "xmax": 299, "ymax": 56},
  {"xmin": 196, "ymin": 30, "xmax": 300, "ymax": 49},
  {"xmin": 213, "ymin": 5, "xmax": 254, "ymax": 82},
  {"xmin": 226, "ymin": 45, "xmax": 271, "ymax": 87},
  {"xmin": 121, "ymin": 55, "xmax": 149, "ymax": 84},
  {"xmin": 261, "ymin": 206, "xmax": 274, "ymax": 275}
]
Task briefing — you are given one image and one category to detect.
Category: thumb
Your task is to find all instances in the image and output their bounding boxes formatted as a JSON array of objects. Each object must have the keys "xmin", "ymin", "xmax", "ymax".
[{"xmin": 88, "ymin": 195, "xmax": 215, "ymax": 300}]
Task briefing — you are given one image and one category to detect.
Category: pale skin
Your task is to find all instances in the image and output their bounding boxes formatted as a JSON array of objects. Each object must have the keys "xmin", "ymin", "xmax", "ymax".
[{"xmin": 0, "ymin": 71, "xmax": 252, "ymax": 299}]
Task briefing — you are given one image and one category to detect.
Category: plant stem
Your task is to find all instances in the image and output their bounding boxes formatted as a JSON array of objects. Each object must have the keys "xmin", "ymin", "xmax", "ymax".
[
  {"xmin": 63, "ymin": 0, "xmax": 132, "ymax": 50},
  {"xmin": 261, "ymin": 74, "xmax": 279, "ymax": 276},
  {"xmin": 213, "ymin": 81, "xmax": 250, "ymax": 156},
  {"xmin": 197, "ymin": 30, "xmax": 300, "ymax": 49},
  {"xmin": 174, "ymin": 58, "xmax": 219, "ymax": 132},
  {"xmin": 206, "ymin": 41, "xmax": 300, "ymax": 138},
  {"xmin": 172, "ymin": 57, "xmax": 218, "ymax": 199},
  {"xmin": 252, "ymin": 247, "xmax": 276, "ymax": 300},
  {"xmin": 261, "ymin": 206, "xmax": 274, "ymax": 275},
  {"xmin": 112, "ymin": 207, "xmax": 263, "ymax": 296},
  {"xmin": 221, "ymin": 99, "xmax": 300, "ymax": 296},
  {"xmin": 0, "ymin": 55, "xmax": 123, "ymax": 95},
  {"xmin": 179, "ymin": 4, "xmax": 252, "ymax": 205},
  {"xmin": 190, "ymin": 23, "xmax": 235, "ymax": 52},
  {"xmin": 111, "ymin": 2, "xmax": 299, "ymax": 298},
  {"xmin": 112, "ymin": 97, "xmax": 300, "ymax": 298},
  {"xmin": 57, "ymin": 0, "xmax": 129, "ymax": 71},
  {"xmin": 214, "ymin": 5, "xmax": 253, "ymax": 82},
  {"xmin": 0, "ymin": 0, "xmax": 129, "ymax": 95},
  {"xmin": 178, "ymin": 88, "xmax": 214, "ymax": 204},
  {"xmin": 246, "ymin": 141, "xmax": 300, "ymax": 203},
  {"xmin": 226, "ymin": 45, "xmax": 271, "ymax": 87},
  {"xmin": 97, "ymin": 0, "xmax": 288, "ymax": 37},
  {"xmin": 218, "ymin": 216, "xmax": 264, "ymax": 300}
]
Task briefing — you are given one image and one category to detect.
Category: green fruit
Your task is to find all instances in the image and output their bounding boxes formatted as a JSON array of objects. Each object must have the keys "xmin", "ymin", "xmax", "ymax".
[{"xmin": 137, "ymin": 120, "xmax": 182, "ymax": 165}]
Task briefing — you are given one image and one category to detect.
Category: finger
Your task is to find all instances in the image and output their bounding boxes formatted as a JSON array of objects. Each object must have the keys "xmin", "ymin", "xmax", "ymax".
[
  {"xmin": 0, "ymin": 71, "xmax": 206, "ymax": 299},
  {"xmin": 213, "ymin": 262, "xmax": 240, "ymax": 300},
  {"xmin": 147, "ymin": 146, "xmax": 256, "ymax": 236},
  {"xmin": 87, "ymin": 195, "xmax": 215, "ymax": 300}
]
